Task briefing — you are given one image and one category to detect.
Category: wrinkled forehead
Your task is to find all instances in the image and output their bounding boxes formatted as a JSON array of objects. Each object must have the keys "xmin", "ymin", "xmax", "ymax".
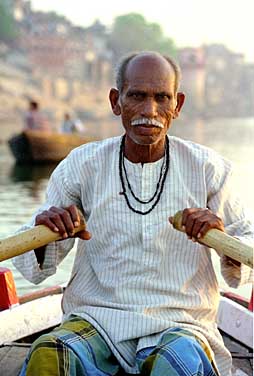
[{"xmin": 124, "ymin": 54, "xmax": 176, "ymax": 92}]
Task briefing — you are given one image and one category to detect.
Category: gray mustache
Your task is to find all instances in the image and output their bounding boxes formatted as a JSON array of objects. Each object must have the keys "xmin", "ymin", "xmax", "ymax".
[{"xmin": 131, "ymin": 118, "xmax": 164, "ymax": 128}]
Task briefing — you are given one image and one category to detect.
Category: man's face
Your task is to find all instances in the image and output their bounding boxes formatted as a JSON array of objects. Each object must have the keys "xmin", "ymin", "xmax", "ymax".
[{"xmin": 111, "ymin": 55, "xmax": 184, "ymax": 146}]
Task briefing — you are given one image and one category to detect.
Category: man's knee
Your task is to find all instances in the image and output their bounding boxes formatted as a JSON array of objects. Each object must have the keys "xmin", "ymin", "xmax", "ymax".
[
  {"xmin": 140, "ymin": 332, "xmax": 216, "ymax": 376},
  {"xmin": 24, "ymin": 322, "xmax": 121, "ymax": 376},
  {"xmin": 31, "ymin": 332, "xmax": 58, "ymax": 347},
  {"xmin": 26, "ymin": 333, "xmax": 68, "ymax": 375}
]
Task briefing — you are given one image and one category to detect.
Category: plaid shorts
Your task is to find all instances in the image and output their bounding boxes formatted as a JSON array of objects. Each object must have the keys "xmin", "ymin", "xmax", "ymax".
[{"xmin": 20, "ymin": 316, "xmax": 217, "ymax": 375}]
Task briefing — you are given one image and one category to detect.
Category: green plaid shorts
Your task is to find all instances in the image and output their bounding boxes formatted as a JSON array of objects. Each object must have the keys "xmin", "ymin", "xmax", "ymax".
[{"xmin": 20, "ymin": 315, "xmax": 217, "ymax": 375}]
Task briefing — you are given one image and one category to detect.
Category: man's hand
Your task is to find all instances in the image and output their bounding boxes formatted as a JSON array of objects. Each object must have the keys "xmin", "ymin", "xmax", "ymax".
[
  {"xmin": 169, "ymin": 208, "xmax": 225, "ymax": 242},
  {"xmin": 35, "ymin": 205, "xmax": 91, "ymax": 240},
  {"xmin": 169, "ymin": 208, "xmax": 241, "ymax": 266}
]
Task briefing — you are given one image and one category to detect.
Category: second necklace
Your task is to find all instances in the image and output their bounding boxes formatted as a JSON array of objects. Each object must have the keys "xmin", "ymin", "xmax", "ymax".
[{"xmin": 119, "ymin": 135, "xmax": 169, "ymax": 215}]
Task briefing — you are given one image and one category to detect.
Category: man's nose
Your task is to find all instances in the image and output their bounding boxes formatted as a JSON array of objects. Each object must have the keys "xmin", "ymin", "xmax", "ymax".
[{"xmin": 140, "ymin": 98, "xmax": 158, "ymax": 118}]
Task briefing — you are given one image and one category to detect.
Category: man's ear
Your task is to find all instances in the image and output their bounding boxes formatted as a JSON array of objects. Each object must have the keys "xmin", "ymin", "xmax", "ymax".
[
  {"xmin": 173, "ymin": 92, "xmax": 185, "ymax": 119},
  {"xmin": 109, "ymin": 88, "xmax": 121, "ymax": 116}
]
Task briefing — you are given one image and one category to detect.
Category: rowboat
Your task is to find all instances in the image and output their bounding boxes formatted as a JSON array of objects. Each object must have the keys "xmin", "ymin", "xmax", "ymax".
[
  {"xmin": 8, "ymin": 130, "xmax": 96, "ymax": 163},
  {"xmin": 0, "ymin": 282, "xmax": 63, "ymax": 376},
  {"xmin": 0, "ymin": 212, "xmax": 253, "ymax": 375},
  {"xmin": 0, "ymin": 274, "xmax": 252, "ymax": 376}
]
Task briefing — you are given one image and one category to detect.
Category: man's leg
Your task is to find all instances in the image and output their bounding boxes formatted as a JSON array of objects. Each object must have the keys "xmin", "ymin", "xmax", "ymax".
[
  {"xmin": 136, "ymin": 328, "xmax": 217, "ymax": 376},
  {"xmin": 20, "ymin": 316, "xmax": 122, "ymax": 376}
]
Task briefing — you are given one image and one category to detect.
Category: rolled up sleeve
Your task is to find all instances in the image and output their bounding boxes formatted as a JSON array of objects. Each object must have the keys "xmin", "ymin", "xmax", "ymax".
[
  {"xmin": 12, "ymin": 156, "xmax": 81, "ymax": 284},
  {"xmin": 206, "ymin": 156, "xmax": 254, "ymax": 287}
]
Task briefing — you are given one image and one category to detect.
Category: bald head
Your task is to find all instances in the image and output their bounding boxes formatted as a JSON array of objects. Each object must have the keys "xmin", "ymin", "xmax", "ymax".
[{"xmin": 115, "ymin": 51, "xmax": 181, "ymax": 94}]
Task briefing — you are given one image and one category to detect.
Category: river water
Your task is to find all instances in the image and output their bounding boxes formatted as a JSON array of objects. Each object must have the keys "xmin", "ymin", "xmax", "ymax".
[{"xmin": 0, "ymin": 117, "xmax": 253, "ymax": 299}]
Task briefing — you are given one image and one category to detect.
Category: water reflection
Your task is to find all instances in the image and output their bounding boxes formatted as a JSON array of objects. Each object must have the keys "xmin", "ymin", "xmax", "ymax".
[
  {"xmin": 0, "ymin": 150, "xmax": 68, "ymax": 295},
  {"xmin": 10, "ymin": 162, "xmax": 57, "ymax": 183},
  {"xmin": 9, "ymin": 162, "xmax": 57, "ymax": 200},
  {"xmin": 0, "ymin": 147, "xmax": 58, "ymax": 239}
]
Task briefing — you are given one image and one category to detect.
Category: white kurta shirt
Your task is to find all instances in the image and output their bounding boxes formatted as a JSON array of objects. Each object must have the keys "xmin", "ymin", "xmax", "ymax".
[{"xmin": 13, "ymin": 135, "xmax": 253, "ymax": 375}]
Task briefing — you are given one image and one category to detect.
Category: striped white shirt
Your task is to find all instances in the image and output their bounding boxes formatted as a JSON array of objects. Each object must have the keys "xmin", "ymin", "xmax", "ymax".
[{"xmin": 13, "ymin": 135, "xmax": 253, "ymax": 375}]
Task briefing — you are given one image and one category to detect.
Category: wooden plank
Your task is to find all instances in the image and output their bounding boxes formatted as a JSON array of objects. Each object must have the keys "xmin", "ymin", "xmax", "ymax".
[
  {"xmin": 223, "ymin": 333, "xmax": 253, "ymax": 376},
  {"xmin": 232, "ymin": 369, "xmax": 251, "ymax": 376},
  {"xmin": 0, "ymin": 294, "xmax": 62, "ymax": 345},
  {"xmin": 0, "ymin": 345, "xmax": 29, "ymax": 376},
  {"xmin": 217, "ymin": 296, "xmax": 253, "ymax": 348}
]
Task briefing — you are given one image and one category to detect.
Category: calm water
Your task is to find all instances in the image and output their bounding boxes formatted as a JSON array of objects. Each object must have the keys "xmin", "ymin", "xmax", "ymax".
[{"xmin": 0, "ymin": 117, "xmax": 253, "ymax": 298}]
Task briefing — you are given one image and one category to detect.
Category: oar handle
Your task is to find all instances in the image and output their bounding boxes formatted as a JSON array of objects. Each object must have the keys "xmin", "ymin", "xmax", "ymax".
[
  {"xmin": 0, "ymin": 218, "xmax": 86, "ymax": 263},
  {"xmin": 172, "ymin": 210, "xmax": 253, "ymax": 268}
]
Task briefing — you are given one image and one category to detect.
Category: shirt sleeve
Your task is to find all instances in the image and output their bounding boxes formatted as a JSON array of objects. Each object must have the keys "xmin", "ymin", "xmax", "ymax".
[
  {"xmin": 206, "ymin": 154, "xmax": 254, "ymax": 288},
  {"xmin": 12, "ymin": 156, "xmax": 82, "ymax": 285}
]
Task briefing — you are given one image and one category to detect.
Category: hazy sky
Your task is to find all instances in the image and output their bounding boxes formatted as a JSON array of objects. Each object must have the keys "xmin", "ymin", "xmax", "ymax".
[{"xmin": 31, "ymin": 0, "xmax": 253, "ymax": 62}]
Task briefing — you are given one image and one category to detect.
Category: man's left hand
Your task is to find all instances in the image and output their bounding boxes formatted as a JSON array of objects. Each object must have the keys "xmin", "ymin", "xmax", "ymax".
[
  {"xmin": 170, "ymin": 208, "xmax": 225, "ymax": 242},
  {"xmin": 169, "ymin": 208, "xmax": 241, "ymax": 266}
]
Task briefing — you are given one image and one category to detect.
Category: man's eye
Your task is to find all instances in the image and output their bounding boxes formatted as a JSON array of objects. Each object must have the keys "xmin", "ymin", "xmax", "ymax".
[
  {"xmin": 128, "ymin": 93, "xmax": 144, "ymax": 99},
  {"xmin": 156, "ymin": 94, "xmax": 170, "ymax": 102}
]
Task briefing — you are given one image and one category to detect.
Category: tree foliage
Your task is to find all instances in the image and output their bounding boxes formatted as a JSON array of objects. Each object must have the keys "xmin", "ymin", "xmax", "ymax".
[
  {"xmin": 108, "ymin": 13, "xmax": 177, "ymax": 60},
  {"xmin": 0, "ymin": 3, "xmax": 17, "ymax": 43}
]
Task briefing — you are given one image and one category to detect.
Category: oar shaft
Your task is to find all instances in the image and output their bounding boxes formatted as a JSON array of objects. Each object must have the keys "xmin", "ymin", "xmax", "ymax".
[
  {"xmin": 0, "ymin": 222, "xmax": 86, "ymax": 262},
  {"xmin": 172, "ymin": 211, "xmax": 253, "ymax": 268},
  {"xmin": 1, "ymin": 211, "xmax": 252, "ymax": 268}
]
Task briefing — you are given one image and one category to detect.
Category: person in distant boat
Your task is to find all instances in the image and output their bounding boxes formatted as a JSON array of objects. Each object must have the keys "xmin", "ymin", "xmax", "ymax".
[
  {"xmin": 72, "ymin": 117, "xmax": 86, "ymax": 133},
  {"xmin": 24, "ymin": 100, "xmax": 51, "ymax": 132},
  {"xmin": 61, "ymin": 113, "xmax": 86, "ymax": 134},
  {"xmin": 61, "ymin": 113, "xmax": 75, "ymax": 133},
  {"xmin": 13, "ymin": 52, "xmax": 253, "ymax": 376}
]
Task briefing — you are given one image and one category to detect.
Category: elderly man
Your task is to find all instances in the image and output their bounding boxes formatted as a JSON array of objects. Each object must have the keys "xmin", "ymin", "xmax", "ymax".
[{"xmin": 14, "ymin": 51, "xmax": 253, "ymax": 376}]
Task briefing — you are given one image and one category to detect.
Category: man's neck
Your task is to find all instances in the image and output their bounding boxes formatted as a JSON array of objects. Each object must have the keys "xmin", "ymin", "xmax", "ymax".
[{"xmin": 124, "ymin": 136, "xmax": 166, "ymax": 163}]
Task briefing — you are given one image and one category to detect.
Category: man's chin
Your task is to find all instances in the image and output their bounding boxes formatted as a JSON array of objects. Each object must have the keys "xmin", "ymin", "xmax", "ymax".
[{"xmin": 131, "ymin": 134, "xmax": 162, "ymax": 146}]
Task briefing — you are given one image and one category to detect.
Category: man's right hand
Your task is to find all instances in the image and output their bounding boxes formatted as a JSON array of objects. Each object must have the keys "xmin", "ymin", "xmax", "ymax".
[{"xmin": 35, "ymin": 205, "xmax": 91, "ymax": 240}]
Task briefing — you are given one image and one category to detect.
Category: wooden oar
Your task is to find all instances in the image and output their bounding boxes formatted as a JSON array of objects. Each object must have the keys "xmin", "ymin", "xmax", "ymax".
[
  {"xmin": 0, "ymin": 221, "xmax": 86, "ymax": 263},
  {"xmin": 0, "ymin": 211, "xmax": 252, "ymax": 268},
  {"xmin": 171, "ymin": 211, "xmax": 253, "ymax": 268}
]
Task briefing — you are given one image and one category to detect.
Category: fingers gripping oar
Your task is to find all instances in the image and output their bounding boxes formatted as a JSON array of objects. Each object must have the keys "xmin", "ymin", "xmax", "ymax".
[
  {"xmin": 171, "ymin": 210, "xmax": 253, "ymax": 268},
  {"xmin": 0, "ymin": 218, "xmax": 86, "ymax": 263}
]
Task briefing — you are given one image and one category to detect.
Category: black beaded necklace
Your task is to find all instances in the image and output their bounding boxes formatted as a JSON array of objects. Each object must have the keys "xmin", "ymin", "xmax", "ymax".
[{"xmin": 119, "ymin": 135, "xmax": 169, "ymax": 215}]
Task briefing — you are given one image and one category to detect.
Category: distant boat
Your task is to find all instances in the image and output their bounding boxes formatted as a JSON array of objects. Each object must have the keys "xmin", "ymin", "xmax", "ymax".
[{"xmin": 8, "ymin": 130, "xmax": 96, "ymax": 163}]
